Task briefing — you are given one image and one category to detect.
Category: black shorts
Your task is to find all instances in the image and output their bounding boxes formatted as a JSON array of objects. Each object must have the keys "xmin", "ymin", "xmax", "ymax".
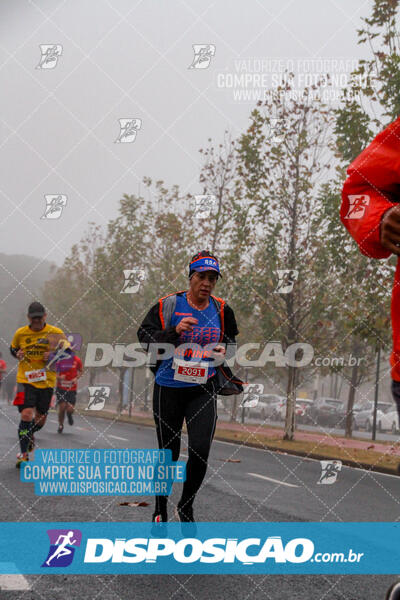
[
  {"xmin": 56, "ymin": 388, "xmax": 77, "ymax": 406},
  {"xmin": 18, "ymin": 384, "xmax": 53, "ymax": 415}
]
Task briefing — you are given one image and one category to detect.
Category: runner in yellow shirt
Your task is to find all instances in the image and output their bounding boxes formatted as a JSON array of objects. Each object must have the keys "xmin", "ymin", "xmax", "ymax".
[{"xmin": 10, "ymin": 302, "xmax": 66, "ymax": 468}]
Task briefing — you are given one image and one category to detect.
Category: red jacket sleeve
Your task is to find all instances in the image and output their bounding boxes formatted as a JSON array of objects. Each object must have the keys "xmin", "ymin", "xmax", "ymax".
[{"xmin": 340, "ymin": 116, "xmax": 400, "ymax": 259}]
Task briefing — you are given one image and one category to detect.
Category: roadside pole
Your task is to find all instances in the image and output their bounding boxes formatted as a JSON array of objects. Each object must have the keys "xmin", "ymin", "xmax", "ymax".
[
  {"xmin": 372, "ymin": 343, "xmax": 381, "ymax": 441},
  {"xmin": 128, "ymin": 368, "xmax": 134, "ymax": 417}
]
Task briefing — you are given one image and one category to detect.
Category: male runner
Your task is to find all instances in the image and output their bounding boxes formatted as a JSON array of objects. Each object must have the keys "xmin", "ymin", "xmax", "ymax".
[
  {"xmin": 10, "ymin": 301, "xmax": 65, "ymax": 467},
  {"xmin": 56, "ymin": 354, "xmax": 83, "ymax": 433}
]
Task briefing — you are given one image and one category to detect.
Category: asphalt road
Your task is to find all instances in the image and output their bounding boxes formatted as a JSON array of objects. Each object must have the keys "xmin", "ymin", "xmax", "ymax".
[{"xmin": 0, "ymin": 400, "xmax": 398, "ymax": 600}]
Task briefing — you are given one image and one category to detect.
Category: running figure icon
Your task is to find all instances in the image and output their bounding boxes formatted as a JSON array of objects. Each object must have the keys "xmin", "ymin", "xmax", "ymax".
[
  {"xmin": 86, "ymin": 386, "xmax": 110, "ymax": 410},
  {"xmin": 317, "ymin": 460, "xmax": 342, "ymax": 485},
  {"xmin": 45, "ymin": 531, "xmax": 77, "ymax": 566}
]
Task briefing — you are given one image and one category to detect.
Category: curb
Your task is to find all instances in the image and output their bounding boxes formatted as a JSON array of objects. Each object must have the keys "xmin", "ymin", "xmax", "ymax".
[{"xmin": 77, "ymin": 408, "xmax": 400, "ymax": 477}]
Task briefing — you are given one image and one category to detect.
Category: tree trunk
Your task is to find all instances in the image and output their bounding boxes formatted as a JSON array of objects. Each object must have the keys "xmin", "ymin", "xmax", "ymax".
[
  {"xmin": 230, "ymin": 395, "xmax": 238, "ymax": 422},
  {"xmin": 89, "ymin": 368, "xmax": 96, "ymax": 386},
  {"xmin": 337, "ymin": 376, "xmax": 344, "ymax": 400},
  {"xmin": 117, "ymin": 367, "xmax": 126, "ymax": 414},
  {"xmin": 143, "ymin": 367, "xmax": 151, "ymax": 412},
  {"xmin": 129, "ymin": 368, "xmax": 134, "ymax": 417},
  {"xmin": 345, "ymin": 337, "xmax": 362, "ymax": 438},
  {"xmin": 332, "ymin": 372, "xmax": 339, "ymax": 398},
  {"xmin": 284, "ymin": 365, "xmax": 297, "ymax": 440},
  {"xmin": 283, "ymin": 269, "xmax": 298, "ymax": 440},
  {"xmin": 282, "ymin": 159, "xmax": 299, "ymax": 441}
]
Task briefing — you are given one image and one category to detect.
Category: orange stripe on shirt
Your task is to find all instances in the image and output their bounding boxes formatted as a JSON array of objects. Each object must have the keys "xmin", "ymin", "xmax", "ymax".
[{"xmin": 211, "ymin": 295, "xmax": 225, "ymax": 341}]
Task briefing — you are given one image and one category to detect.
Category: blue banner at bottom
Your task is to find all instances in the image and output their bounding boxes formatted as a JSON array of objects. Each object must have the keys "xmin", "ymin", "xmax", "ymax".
[{"xmin": 0, "ymin": 522, "xmax": 399, "ymax": 574}]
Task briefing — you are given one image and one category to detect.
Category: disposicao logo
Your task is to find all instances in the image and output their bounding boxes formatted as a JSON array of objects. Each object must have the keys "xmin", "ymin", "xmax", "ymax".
[
  {"xmin": 83, "ymin": 536, "xmax": 314, "ymax": 564},
  {"xmin": 42, "ymin": 529, "xmax": 82, "ymax": 567}
]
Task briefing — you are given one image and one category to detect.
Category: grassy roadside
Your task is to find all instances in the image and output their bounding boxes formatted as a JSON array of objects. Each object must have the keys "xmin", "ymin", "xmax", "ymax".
[
  {"xmin": 212, "ymin": 428, "xmax": 400, "ymax": 474},
  {"xmin": 77, "ymin": 409, "xmax": 400, "ymax": 475}
]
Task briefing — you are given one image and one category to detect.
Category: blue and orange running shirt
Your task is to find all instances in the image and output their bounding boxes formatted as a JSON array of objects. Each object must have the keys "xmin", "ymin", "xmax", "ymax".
[{"xmin": 155, "ymin": 292, "xmax": 221, "ymax": 388}]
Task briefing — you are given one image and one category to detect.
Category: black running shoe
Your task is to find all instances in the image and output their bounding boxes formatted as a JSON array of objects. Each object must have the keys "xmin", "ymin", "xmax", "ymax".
[
  {"xmin": 67, "ymin": 413, "xmax": 74, "ymax": 426},
  {"xmin": 57, "ymin": 425, "xmax": 63, "ymax": 434},
  {"xmin": 175, "ymin": 504, "xmax": 197, "ymax": 536}
]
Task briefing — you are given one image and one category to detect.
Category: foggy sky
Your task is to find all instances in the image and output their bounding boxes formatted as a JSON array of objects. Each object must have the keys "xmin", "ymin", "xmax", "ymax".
[{"xmin": 0, "ymin": 0, "xmax": 371, "ymax": 266}]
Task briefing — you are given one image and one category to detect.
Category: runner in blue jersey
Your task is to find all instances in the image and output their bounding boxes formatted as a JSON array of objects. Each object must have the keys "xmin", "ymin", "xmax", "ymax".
[{"xmin": 138, "ymin": 250, "xmax": 240, "ymax": 530}]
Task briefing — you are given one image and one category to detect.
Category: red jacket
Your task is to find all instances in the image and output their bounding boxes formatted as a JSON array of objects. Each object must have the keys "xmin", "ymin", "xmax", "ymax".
[{"xmin": 340, "ymin": 116, "xmax": 400, "ymax": 381}]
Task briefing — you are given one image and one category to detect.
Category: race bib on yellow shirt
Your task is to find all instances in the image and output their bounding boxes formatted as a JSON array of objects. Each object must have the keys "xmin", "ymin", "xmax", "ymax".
[{"xmin": 25, "ymin": 369, "xmax": 47, "ymax": 383}]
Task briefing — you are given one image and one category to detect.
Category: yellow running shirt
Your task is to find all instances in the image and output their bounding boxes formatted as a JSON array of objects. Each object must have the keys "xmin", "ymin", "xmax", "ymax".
[{"xmin": 11, "ymin": 324, "xmax": 65, "ymax": 388}]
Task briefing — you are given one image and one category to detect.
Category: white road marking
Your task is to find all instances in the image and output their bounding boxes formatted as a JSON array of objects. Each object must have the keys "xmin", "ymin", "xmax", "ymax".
[
  {"xmin": 0, "ymin": 565, "xmax": 30, "ymax": 590},
  {"xmin": 0, "ymin": 575, "xmax": 30, "ymax": 590},
  {"xmin": 248, "ymin": 472, "xmax": 300, "ymax": 488},
  {"xmin": 107, "ymin": 435, "xmax": 129, "ymax": 442}
]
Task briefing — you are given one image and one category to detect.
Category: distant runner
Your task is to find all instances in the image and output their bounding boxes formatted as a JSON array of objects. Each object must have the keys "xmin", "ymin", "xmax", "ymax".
[
  {"xmin": 56, "ymin": 354, "xmax": 83, "ymax": 434},
  {"xmin": 0, "ymin": 352, "xmax": 6, "ymax": 399},
  {"xmin": 10, "ymin": 301, "xmax": 66, "ymax": 467}
]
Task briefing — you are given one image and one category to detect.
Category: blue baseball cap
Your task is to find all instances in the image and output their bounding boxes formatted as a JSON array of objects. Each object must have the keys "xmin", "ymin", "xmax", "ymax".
[{"xmin": 189, "ymin": 255, "xmax": 221, "ymax": 277}]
